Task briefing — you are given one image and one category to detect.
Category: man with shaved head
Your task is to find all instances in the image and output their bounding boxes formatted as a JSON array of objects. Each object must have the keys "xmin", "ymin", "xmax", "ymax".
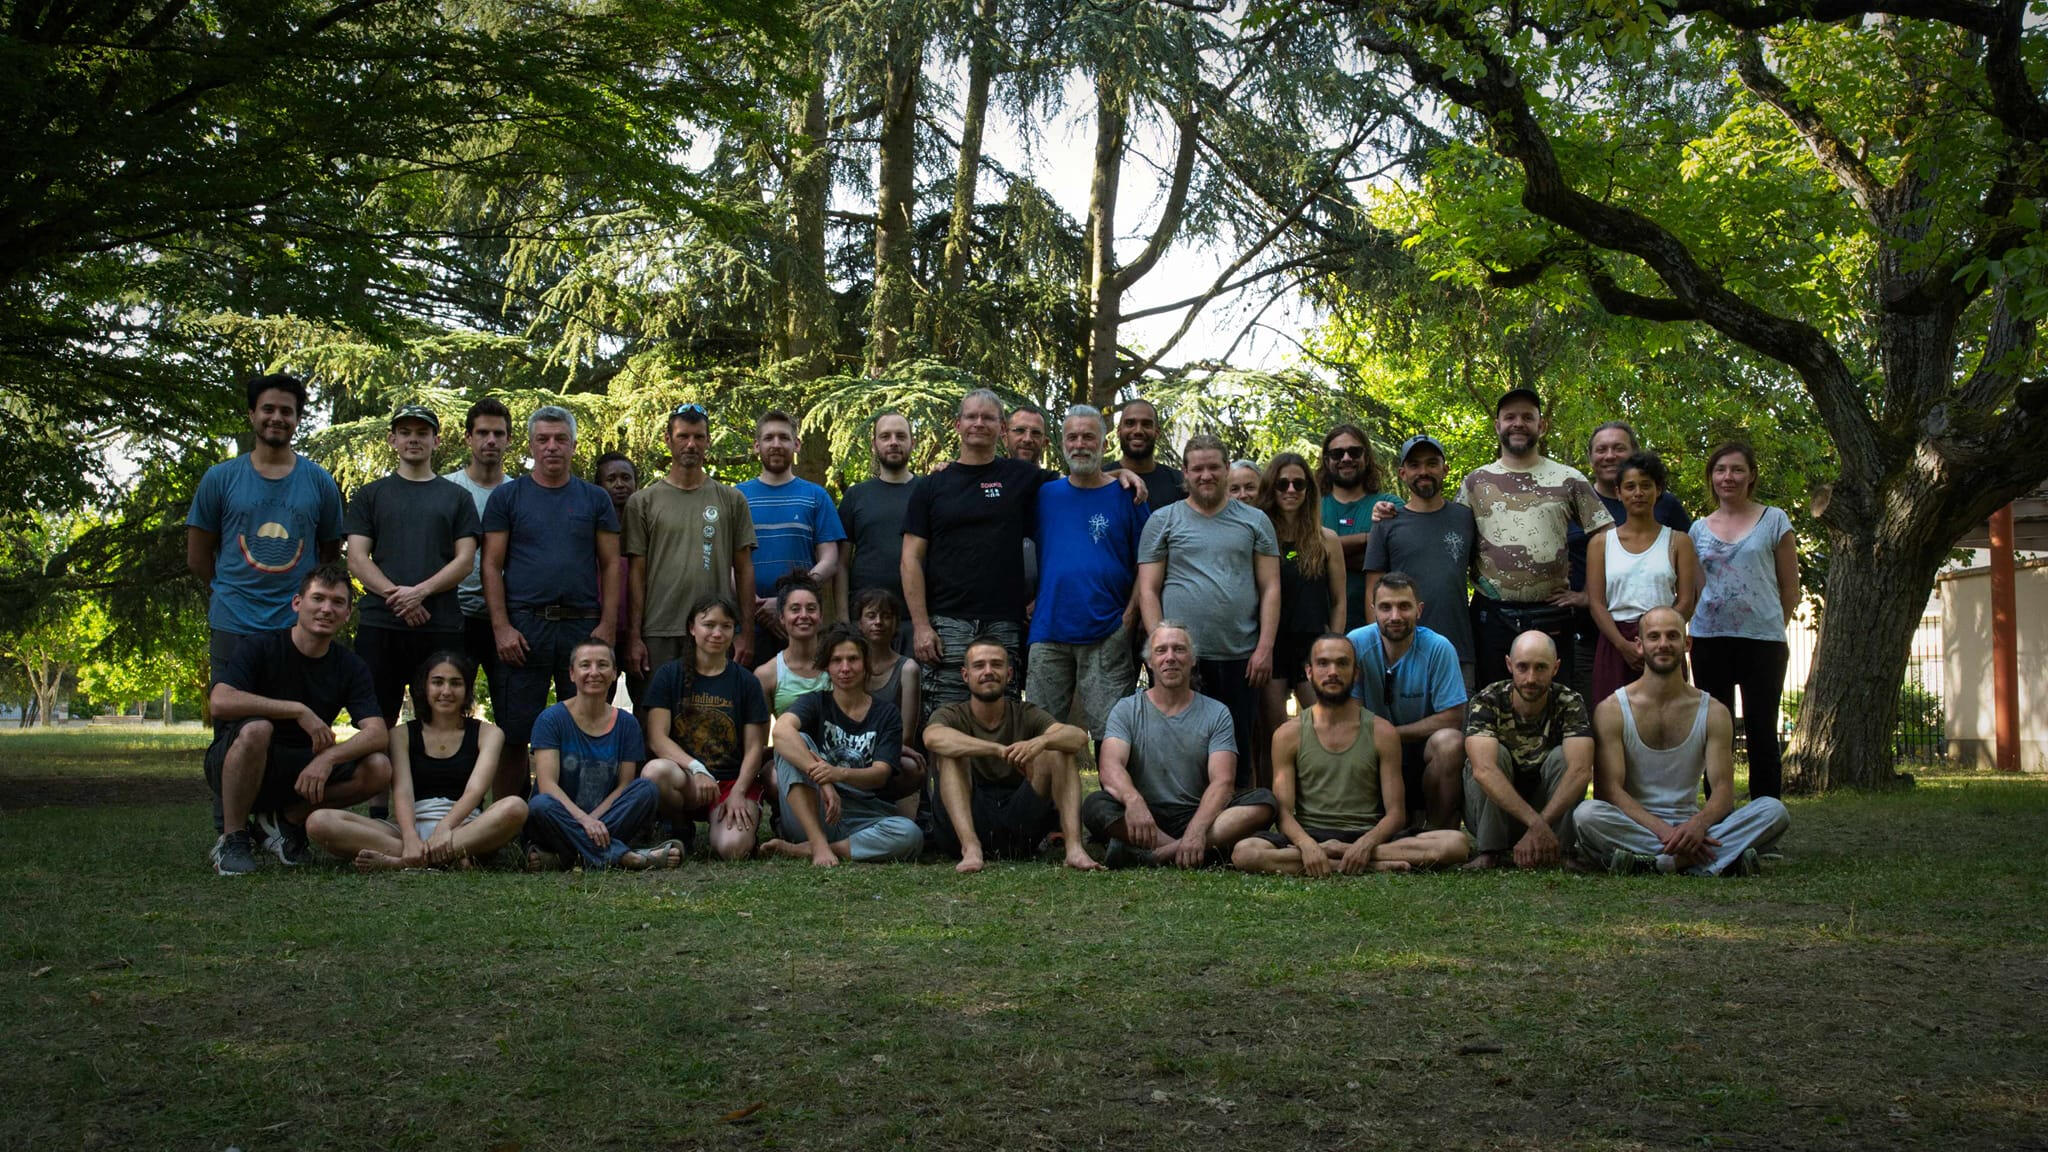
[
  {"xmin": 1575, "ymin": 607, "xmax": 1789, "ymax": 875},
  {"xmin": 1461, "ymin": 629, "xmax": 1595, "ymax": 869}
]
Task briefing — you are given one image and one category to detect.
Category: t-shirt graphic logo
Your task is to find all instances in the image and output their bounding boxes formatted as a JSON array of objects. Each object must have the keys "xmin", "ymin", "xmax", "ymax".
[
  {"xmin": 980, "ymin": 482, "xmax": 1003, "ymax": 500},
  {"xmin": 1442, "ymin": 531, "xmax": 1466, "ymax": 563},
  {"xmin": 1088, "ymin": 513, "xmax": 1110, "ymax": 544},
  {"xmin": 823, "ymin": 720, "xmax": 877, "ymax": 766},
  {"xmin": 237, "ymin": 504, "xmax": 304, "ymax": 574}
]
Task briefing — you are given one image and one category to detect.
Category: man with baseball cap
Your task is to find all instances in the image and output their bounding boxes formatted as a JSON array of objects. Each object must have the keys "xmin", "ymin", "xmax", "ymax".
[
  {"xmin": 343, "ymin": 404, "xmax": 482, "ymax": 743},
  {"xmin": 1364, "ymin": 432, "xmax": 1480, "ymax": 687},
  {"xmin": 1456, "ymin": 388, "xmax": 1612, "ymax": 687}
]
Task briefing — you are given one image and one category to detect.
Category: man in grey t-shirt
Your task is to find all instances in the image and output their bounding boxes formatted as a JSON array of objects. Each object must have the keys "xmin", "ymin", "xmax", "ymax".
[
  {"xmin": 1135, "ymin": 433, "xmax": 1280, "ymax": 786},
  {"xmin": 1365, "ymin": 433, "xmax": 1479, "ymax": 686},
  {"xmin": 442, "ymin": 398, "xmax": 513, "ymax": 710},
  {"xmin": 1082, "ymin": 622, "xmax": 1275, "ymax": 868}
]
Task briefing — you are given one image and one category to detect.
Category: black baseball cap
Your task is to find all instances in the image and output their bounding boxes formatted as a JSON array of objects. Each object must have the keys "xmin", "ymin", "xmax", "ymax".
[
  {"xmin": 390, "ymin": 404, "xmax": 441, "ymax": 432},
  {"xmin": 1494, "ymin": 387, "xmax": 1543, "ymax": 414},
  {"xmin": 1398, "ymin": 433, "xmax": 1447, "ymax": 462}
]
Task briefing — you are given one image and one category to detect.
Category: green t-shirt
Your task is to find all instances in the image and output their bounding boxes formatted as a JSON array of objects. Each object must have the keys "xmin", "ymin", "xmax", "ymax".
[{"xmin": 1322, "ymin": 490, "xmax": 1400, "ymax": 631}]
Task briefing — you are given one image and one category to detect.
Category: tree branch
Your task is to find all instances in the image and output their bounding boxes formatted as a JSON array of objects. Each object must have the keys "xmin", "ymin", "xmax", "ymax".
[
  {"xmin": 1666, "ymin": 0, "xmax": 1998, "ymax": 34},
  {"xmin": 1730, "ymin": 33, "xmax": 1883, "ymax": 213},
  {"xmin": 1109, "ymin": 102, "xmax": 1202, "ymax": 293}
]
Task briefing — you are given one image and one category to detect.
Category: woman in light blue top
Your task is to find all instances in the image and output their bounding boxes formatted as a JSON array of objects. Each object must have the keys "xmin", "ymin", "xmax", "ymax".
[{"xmin": 1686, "ymin": 442, "xmax": 1801, "ymax": 799}]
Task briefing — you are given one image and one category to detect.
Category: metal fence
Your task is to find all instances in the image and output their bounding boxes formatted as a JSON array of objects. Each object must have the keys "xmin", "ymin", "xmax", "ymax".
[{"xmin": 1778, "ymin": 607, "xmax": 1947, "ymax": 765}]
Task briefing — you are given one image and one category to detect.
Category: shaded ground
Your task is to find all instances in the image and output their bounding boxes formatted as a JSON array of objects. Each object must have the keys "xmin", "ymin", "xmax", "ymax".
[{"xmin": 0, "ymin": 731, "xmax": 2041, "ymax": 1151}]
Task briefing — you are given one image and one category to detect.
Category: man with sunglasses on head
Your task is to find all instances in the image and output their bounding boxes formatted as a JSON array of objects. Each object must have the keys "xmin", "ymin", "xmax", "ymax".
[{"xmin": 624, "ymin": 402, "xmax": 759, "ymax": 681}]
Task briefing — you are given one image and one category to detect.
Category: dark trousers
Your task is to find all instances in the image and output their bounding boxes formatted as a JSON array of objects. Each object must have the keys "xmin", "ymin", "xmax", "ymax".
[
  {"xmin": 1195, "ymin": 657, "xmax": 1258, "ymax": 789},
  {"xmin": 354, "ymin": 625, "xmax": 463, "ymax": 725},
  {"xmin": 462, "ymin": 614, "xmax": 507, "ymax": 719},
  {"xmin": 1690, "ymin": 636, "xmax": 1790, "ymax": 799},
  {"xmin": 1472, "ymin": 596, "xmax": 1578, "ymax": 692}
]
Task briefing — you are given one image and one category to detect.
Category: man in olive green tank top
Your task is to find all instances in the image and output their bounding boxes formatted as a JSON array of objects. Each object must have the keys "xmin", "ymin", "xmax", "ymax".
[{"xmin": 1232, "ymin": 635, "xmax": 1470, "ymax": 876}]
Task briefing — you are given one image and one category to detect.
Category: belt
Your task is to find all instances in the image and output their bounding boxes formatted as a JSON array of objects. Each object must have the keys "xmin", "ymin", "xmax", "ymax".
[{"xmin": 531, "ymin": 605, "xmax": 599, "ymax": 622}]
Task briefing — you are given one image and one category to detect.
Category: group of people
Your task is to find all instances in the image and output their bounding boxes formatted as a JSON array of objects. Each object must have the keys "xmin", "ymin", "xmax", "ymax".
[{"xmin": 188, "ymin": 373, "xmax": 1793, "ymax": 879}]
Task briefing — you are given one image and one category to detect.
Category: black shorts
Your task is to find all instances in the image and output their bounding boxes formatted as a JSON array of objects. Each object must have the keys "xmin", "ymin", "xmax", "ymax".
[
  {"xmin": 1256, "ymin": 825, "xmax": 1373, "ymax": 848},
  {"xmin": 205, "ymin": 719, "xmax": 362, "ymax": 817},
  {"xmin": 1081, "ymin": 787, "xmax": 1277, "ymax": 842},
  {"xmin": 935, "ymin": 778, "xmax": 1056, "ymax": 860},
  {"xmin": 1274, "ymin": 632, "xmax": 1320, "ymax": 684}
]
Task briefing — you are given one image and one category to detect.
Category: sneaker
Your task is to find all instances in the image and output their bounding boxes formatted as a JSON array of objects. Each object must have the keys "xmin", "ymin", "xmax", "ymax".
[
  {"xmin": 253, "ymin": 812, "xmax": 310, "ymax": 866},
  {"xmin": 1729, "ymin": 847, "xmax": 1762, "ymax": 878},
  {"xmin": 1607, "ymin": 848, "xmax": 1658, "ymax": 876},
  {"xmin": 211, "ymin": 829, "xmax": 259, "ymax": 876},
  {"xmin": 1103, "ymin": 839, "xmax": 1139, "ymax": 870}
]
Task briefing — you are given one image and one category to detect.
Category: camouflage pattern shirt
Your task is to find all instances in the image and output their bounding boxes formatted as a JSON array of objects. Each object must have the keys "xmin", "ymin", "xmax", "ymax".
[
  {"xmin": 1456, "ymin": 458, "xmax": 1613, "ymax": 602},
  {"xmin": 1465, "ymin": 679, "xmax": 1592, "ymax": 775}
]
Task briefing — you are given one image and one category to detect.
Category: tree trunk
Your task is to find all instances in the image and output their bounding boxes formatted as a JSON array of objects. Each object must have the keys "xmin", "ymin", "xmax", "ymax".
[
  {"xmin": 867, "ymin": 32, "xmax": 922, "ymax": 374},
  {"xmin": 1085, "ymin": 76, "xmax": 1126, "ymax": 407},
  {"xmin": 935, "ymin": 0, "xmax": 997, "ymax": 357},
  {"xmin": 163, "ymin": 684, "xmax": 175, "ymax": 725},
  {"xmin": 786, "ymin": 53, "xmax": 836, "ymax": 489}
]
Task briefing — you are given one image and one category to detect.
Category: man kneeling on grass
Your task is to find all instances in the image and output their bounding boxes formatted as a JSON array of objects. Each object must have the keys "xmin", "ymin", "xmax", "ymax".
[
  {"xmin": 926, "ymin": 636, "xmax": 1100, "ymax": 873},
  {"xmin": 760, "ymin": 623, "xmax": 923, "ymax": 866},
  {"xmin": 1232, "ymin": 635, "xmax": 1469, "ymax": 875},
  {"xmin": 207, "ymin": 563, "xmax": 393, "ymax": 875},
  {"xmin": 1081, "ymin": 622, "xmax": 1276, "ymax": 869},
  {"xmin": 523, "ymin": 637, "xmax": 681, "ymax": 871},
  {"xmin": 307, "ymin": 651, "xmax": 527, "ymax": 870},
  {"xmin": 1574, "ymin": 607, "xmax": 1789, "ymax": 876}
]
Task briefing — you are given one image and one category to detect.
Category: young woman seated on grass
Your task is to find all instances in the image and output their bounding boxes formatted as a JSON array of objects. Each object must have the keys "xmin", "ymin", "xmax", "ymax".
[
  {"xmin": 640, "ymin": 596, "xmax": 772, "ymax": 862},
  {"xmin": 306, "ymin": 652, "xmax": 527, "ymax": 871},
  {"xmin": 853, "ymin": 586, "xmax": 927, "ymax": 818}
]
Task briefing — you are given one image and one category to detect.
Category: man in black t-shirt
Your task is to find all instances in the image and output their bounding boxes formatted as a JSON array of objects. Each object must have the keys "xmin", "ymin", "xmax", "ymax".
[
  {"xmin": 837, "ymin": 411, "xmax": 917, "ymax": 636},
  {"xmin": 205, "ymin": 564, "xmax": 392, "ymax": 875},
  {"xmin": 343, "ymin": 404, "xmax": 481, "ymax": 745},
  {"xmin": 1104, "ymin": 397, "xmax": 1186, "ymax": 512}
]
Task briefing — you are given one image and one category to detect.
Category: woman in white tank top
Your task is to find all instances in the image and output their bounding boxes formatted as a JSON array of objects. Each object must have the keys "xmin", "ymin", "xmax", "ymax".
[{"xmin": 1587, "ymin": 453, "xmax": 1699, "ymax": 705}]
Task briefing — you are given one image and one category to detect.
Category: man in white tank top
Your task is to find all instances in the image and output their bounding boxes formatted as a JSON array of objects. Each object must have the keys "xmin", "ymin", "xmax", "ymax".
[{"xmin": 1575, "ymin": 607, "xmax": 1789, "ymax": 875}]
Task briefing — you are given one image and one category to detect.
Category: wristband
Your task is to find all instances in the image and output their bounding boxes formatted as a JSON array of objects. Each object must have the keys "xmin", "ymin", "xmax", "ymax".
[{"xmin": 684, "ymin": 758, "xmax": 711, "ymax": 778}]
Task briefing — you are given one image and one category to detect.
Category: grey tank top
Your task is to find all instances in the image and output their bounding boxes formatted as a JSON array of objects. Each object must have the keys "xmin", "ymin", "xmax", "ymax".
[
  {"xmin": 872, "ymin": 655, "xmax": 907, "ymax": 702},
  {"xmin": 774, "ymin": 651, "xmax": 830, "ymax": 713},
  {"xmin": 1615, "ymin": 689, "xmax": 1711, "ymax": 821},
  {"xmin": 1293, "ymin": 710, "xmax": 1383, "ymax": 831}
]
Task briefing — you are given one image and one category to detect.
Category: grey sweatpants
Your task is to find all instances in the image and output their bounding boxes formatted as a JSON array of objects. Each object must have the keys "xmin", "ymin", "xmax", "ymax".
[
  {"xmin": 773, "ymin": 735, "xmax": 923, "ymax": 862},
  {"xmin": 1463, "ymin": 746, "xmax": 1581, "ymax": 854},
  {"xmin": 1573, "ymin": 796, "xmax": 1789, "ymax": 875}
]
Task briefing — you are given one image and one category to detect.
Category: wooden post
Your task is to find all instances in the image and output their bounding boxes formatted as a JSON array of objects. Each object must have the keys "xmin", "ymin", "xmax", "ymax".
[{"xmin": 1990, "ymin": 503, "xmax": 2019, "ymax": 773}]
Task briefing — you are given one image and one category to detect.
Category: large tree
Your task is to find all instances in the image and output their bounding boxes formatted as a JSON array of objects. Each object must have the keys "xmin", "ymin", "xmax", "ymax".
[{"xmin": 1323, "ymin": 0, "xmax": 2048, "ymax": 789}]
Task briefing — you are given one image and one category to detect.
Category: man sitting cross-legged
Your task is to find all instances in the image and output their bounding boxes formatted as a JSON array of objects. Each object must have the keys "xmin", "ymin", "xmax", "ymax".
[
  {"xmin": 1461, "ymin": 630, "xmax": 1595, "ymax": 870},
  {"xmin": 1232, "ymin": 635, "xmax": 1469, "ymax": 875},
  {"xmin": 205, "ymin": 563, "xmax": 395, "ymax": 875},
  {"xmin": 760, "ymin": 623, "xmax": 924, "ymax": 867},
  {"xmin": 1082, "ymin": 622, "xmax": 1277, "ymax": 869},
  {"xmin": 926, "ymin": 636, "xmax": 1100, "ymax": 873},
  {"xmin": 1574, "ymin": 606, "xmax": 1790, "ymax": 876},
  {"xmin": 523, "ymin": 637, "xmax": 680, "ymax": 872}
]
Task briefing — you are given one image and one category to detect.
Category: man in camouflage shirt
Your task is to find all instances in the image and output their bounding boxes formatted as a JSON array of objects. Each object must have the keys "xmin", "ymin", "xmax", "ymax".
[{"xmin": 1461, "ymin": 630, "xmax": 1594, "ymax": 869}]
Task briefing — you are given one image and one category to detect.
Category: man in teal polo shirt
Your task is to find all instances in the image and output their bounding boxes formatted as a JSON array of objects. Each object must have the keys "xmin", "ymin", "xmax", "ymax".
[
  {"xmin": 1318, "ymin": 422, "xmax": 1400, "ymax": 632},
  {"xmin": 1344, "ymin": 571, "xmax": 1467, "ymax": 832}
]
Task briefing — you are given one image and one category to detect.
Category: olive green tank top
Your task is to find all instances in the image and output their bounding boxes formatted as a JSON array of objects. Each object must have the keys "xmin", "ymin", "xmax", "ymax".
[{"xmin": 1293, "ymin": 710, "xmax": 1384, "ymax": 831}]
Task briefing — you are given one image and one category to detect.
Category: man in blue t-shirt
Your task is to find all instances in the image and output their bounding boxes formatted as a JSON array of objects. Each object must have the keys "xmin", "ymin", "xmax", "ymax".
[
  {"xmin": 481, "ymin": 405, "xmax": 621, "ymax": 800},
  {"xmin": 736, "ymin": 409, "xmax": 844, "ymax": 658},
  {"xmin": 186, "ymin": 373, "xmax": 345, "ymax": 684},
  {"xmin": 1026, "ymin": 406, "xmax": 1148, "ymax": 742},
  {"xmin": 1345, "ymin": 571, "xmax": 1468, "ymax": 832}
]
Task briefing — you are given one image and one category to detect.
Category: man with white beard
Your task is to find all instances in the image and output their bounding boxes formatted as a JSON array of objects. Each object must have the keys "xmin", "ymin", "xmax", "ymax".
[{"xmin": 1024, "ymin": 406, "xmax": 1150, "ymax": 743}]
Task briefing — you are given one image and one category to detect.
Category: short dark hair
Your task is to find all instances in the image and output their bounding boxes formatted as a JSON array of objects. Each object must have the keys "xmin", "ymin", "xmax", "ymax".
[
  {"xmin": 299, "ymin": 562, "xmax": 354, "ymax": 599},
  {"xmin": 819, "ymin": 622, "xmax": 867, "ymax": 669},
  {"xmin": 464, "ymin": 397, "xmax": 511, "ymax": 434},
  {"xmin": 851, "ymin": 586, "xmax": 902, "ymax": 625},
  {"xmin": 593, "ymin": 452, "xmax": 636, "ymax": 479},
  {"xmin": 1008, "ymin": 406, "xmax": 1046, "ymax": 428},
  {"xmin": 408, "ymin": 650, "xmax": 476, "ymax": 720},
  {"xmin": 571, "ymin": 635, "xmax": 615, "ymax": 665},
  {"xmin": 773, "ymin": 570, "xmax": 821, "ymax": 615},
  {"xmin": 1373, "ymin": 571, "xmax": 1417, "ymax": 599},
  {"xmin": 246, "ymin": 373, "xmax": 308, "ymax": 413},
  {"xmin": 1588, "ymin": 420, "xmax": 1640, "ymax": 458},
  {"xmin": 1617, "ymin": 450, "xmax": 1667, "ymax": 492},
  {"xmin": 962, "ymin": 634, "xmax": 1011, "ymax": 665},
  {"xmin": 756, "ymin": 408, "xmax": 797, "ymax": 436}
]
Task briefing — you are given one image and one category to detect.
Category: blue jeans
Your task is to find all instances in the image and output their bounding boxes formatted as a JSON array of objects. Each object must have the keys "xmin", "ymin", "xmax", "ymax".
[
  {"xmin": 526, "ymin": 777, "xmax": 659, "ymax": 869},
  {"xmin": 773, "ymin": 736, "xmax": 923, "ymax": 862}
]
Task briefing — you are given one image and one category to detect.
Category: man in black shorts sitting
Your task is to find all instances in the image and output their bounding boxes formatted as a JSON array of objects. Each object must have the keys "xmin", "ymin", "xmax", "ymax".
[
  {"xmin": 925, "ymin": 636, "xmax": 1100, "ymax": 873},
  {"xmin": 1232, "ymin": 634, "xmax": 1469, "ymax": 875},
  {"xmin": 206, "ymin": 564, "xmax": 393, "ymax": 874}
]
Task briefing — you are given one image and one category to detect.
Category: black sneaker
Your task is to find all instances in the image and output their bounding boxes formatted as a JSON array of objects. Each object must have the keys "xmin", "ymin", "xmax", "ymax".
[
  {"xmin": 211, "ymin": 829, "xmax": 259, "ymax": 876},
  {"xmin": 1103, "ymin": 839, "xmax": 1140, "ymax": 870},
  {"xmin": 253, "ymin": 812, "xmax": 310, "ymax": 866},
  {"xmin": 1729, "ymin": 847, "xmax": 1762, "ymax": 877},
  {"xmin": 1607, "ymin": 848, "xmax": 1658, "ymax": 876}
]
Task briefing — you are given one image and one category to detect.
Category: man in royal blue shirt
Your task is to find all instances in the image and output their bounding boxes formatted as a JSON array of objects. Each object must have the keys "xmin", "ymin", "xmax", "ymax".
[
  {"xmin": 481, "ymin": 405, "xmax": 621, "ymax": 800},
  {"xmin": 1345, "ymin": 571, "xmax": 1468, "ymax": 832},
  {"xmin": 736, "ymin": 409, "xmax": 844, "ymax": 660},
  {"xmin": 1026, "ymin": 405, "xmax": 1149, "ymax": 745}
]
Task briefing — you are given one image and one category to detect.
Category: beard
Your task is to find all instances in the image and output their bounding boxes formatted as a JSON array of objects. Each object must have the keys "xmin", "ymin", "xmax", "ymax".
[
  {"xmin": 1313, "ymin": 682, "xmax": 1354, "ymax": 707},
  {"xmin": 1645, "ymin": 649, "xmax": 1684, "ymax": 675},
  {"xmin": 1408, "ymin": 476, "xmax": 1440, "ymax": 499},
  {"xmin": 1068, "ymin": 452, "xmax": 1101, "ymax": 478},
  {"xmin": 1118, "ymin": 434, "xmax": 1154, "ymax": 461},
  {"xmin": 969, "ymin": 683, "xmax": 1008, "ymax": 703},
  {"xmin": 1500, "ymin": 430, "xmax": 1538, "ymax": 455}
]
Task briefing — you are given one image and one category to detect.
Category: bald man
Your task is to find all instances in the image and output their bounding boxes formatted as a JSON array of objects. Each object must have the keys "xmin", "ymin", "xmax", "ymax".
[
  {"xmin": 1575, "ymin": 607, "xmax": 1788, "ymax": 875},
  {"xmin": 1461, "ymin": 629, "xmax": 1595, "ymax": 869}
]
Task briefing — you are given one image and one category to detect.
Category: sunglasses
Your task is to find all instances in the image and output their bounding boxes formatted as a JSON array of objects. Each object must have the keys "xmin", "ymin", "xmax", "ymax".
[
  {"xmin": 1329, "ymin": 446, "xmax": 1366, "ymax": 459},
  {"xmin": 671, "ymin": 402, "xmax": 708, "ymax": 420},
  {"xmin": 1275, "ymin": 477, "xmax": 1309, "ymax": 492}
]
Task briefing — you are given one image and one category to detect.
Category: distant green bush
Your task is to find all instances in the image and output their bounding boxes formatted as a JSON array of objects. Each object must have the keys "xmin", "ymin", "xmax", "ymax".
[{"xmin": 1780, "ymin": 680, "xmax": 1947, "ymax": 762}]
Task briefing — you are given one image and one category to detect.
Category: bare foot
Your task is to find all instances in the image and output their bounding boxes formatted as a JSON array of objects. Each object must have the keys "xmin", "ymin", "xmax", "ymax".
[
  {"xmin": 808, "ymin": 846, "xmax": 839, "ymax": 868},
  {"xmin": 354, "ymin": 849, "xmax": 404, "ymax": 873},
  {"xmin": 1064, "ymin": 848, "xmax": 1103, "ymax": 872},
  {"xmin": 525, "ymin": 846, "xmax": 562, "ymax": 873},
  {"xmin": 1460, "ymin": 851, "xmax": 1508, "ymax": 871},
  {"xmin": 1372, "ymin": 859, "xmax": 1414, "ymax": 873},
  {"xmin": 956, "ymin": 848, "xmax": 985, "ymax": 874},
  {"xmin": 759, "ymin": 837, "xmax": 809, "ymax": 860}
]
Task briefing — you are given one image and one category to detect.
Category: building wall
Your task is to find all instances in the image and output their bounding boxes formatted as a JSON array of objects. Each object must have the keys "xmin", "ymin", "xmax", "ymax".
[{"xmin": 1940, "ymin": 558, "xmax": 2048, "ymax": 772}]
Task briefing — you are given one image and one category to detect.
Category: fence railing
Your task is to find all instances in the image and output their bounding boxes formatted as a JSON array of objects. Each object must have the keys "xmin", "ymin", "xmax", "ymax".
[{"xmin": 1775, "ymin": 608, "xmax": 1947, "ymax": 765}]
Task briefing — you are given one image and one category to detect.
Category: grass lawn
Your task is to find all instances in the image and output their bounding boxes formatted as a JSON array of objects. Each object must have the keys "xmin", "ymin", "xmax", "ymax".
[{"xmin": 1, "ymin": 728, "xmax": 2043, "ymax": 1151}]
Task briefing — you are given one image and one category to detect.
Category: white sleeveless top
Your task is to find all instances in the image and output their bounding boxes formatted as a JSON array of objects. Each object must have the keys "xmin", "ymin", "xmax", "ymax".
[
  {"xmin": 1616, "ymin": 688, "xmax": 1710, "ymax": 822},
  {"xmin": 1602, "ymin": 525, "xmax": 1677, "ymax": 621}
]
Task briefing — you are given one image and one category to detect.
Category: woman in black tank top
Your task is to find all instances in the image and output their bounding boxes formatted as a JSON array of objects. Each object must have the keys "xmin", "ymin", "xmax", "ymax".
[
  {"xmin": 306, "ymin": 651, "xmax": 528, "ymax": 871},
  {"xmin": 1253, "ymin": 454, "xmax": 1348, "ymax": 786}
]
